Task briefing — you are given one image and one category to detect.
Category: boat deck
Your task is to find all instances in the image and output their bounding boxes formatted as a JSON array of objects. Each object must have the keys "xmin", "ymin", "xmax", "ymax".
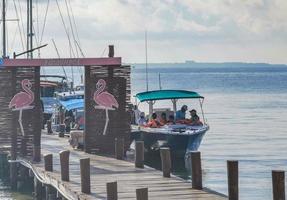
[{"xmin": 18, "ymin": 133, "xmax": 227, "ymax": 200}]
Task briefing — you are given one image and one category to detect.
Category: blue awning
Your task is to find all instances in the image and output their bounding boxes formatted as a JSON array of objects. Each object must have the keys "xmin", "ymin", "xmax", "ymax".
[{"xmin": 59, "ymin": 99, "xmax": 84, "ymax": 111}]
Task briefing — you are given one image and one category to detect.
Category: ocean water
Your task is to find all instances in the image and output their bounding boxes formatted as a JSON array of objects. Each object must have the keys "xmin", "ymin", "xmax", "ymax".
[
  {"xmin": 131, "ymin": 63, "xmax": 287, "ymax": 200},
  {"xmin": 1, "ymin": 63, "xmax": 287, "ymax": 199}
]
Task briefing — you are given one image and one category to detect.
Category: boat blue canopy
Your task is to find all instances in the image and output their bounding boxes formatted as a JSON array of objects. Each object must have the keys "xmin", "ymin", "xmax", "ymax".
[
  {"xmin": 135, "ymin": 90, "xmax": 204, "ymax": 102},
  {"xmin": 59, "ymin": 99, "xmax": 84, "ymax": 111}
]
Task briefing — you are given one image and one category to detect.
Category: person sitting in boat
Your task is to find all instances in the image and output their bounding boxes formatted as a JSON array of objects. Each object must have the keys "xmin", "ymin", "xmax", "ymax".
[
  {"xmin": 166, "ymin": 115, "xmax": 175, "ymax": 125},
  {"xmin": 137, "ymin": 112, "xmax": 147, "ymax": 126},
  {"xmin": 187, "ymin": 109, "xmax": 203, "ymax": 126},
  {"xmin": 145, "ymin": 113, "xmax": 161, "ymax": 128},
  {"xmin": 159, "ymin": 112, "xmax": 168, "ymax": 125},
  {"xmin": 175, "ymin": 105, "xmax": 188, "ymax": 123}
]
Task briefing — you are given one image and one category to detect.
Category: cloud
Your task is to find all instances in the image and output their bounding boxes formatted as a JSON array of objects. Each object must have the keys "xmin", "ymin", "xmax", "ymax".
[{"xmin": 3, "ymin": 0, "xmax": 287, "ymax": 63}]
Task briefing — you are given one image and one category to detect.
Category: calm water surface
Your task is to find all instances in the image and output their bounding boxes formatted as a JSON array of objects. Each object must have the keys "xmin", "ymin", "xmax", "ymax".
[
  {"xmin": 2, "ymin": 64, "xmax": 287, "ymax": 199},
  {"xmin": 131, "ymin": 63, "xmax": 287, "ymax": 200}
]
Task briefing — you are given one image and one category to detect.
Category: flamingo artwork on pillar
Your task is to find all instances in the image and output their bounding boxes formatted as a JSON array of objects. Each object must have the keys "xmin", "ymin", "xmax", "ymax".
[
  {"xmin": 9, "ymin": 79, "xmax": 34, "ymax": 136},
  {"xmin": 93, "ymin": 79, "xmax": 119, "ymax": 135}
]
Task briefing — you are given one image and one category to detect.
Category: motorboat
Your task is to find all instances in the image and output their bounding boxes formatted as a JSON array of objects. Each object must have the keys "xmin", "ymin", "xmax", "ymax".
[{"xmin": 131, "ymin": 90, "xmax": 209, "ymax": 158}]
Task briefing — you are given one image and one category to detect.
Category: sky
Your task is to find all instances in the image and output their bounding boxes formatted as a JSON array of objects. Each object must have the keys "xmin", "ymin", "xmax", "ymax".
[{"xmin": 2, "ymin": 0, "xmax": 287, "ymax": 64}]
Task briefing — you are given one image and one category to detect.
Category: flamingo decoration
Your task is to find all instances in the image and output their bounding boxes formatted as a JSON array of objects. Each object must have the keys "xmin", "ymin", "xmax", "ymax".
[
  {"xmin": 9, "ymin": 79, "xmax": 34, "ymax": 136},
  {"xmin": 93, "ymin": 79, "xmax": 118, "ymax": 135}
]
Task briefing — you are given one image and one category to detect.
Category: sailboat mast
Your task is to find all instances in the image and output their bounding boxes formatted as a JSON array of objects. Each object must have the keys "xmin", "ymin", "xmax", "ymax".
[
  {"xmin": 27, "ymin": 0, "xmax": 33, "ymax": 58},
  {"xmin": 145, "ymin": 30, "xmax": 149, "ymax": 91},
  {"xmin": 2, "ymin": 0, "xmax": 6, "ymax": 58}
]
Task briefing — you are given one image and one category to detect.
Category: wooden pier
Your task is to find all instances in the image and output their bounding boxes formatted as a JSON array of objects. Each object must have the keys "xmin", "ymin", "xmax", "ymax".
[{"xmin": 13, "ymin": 133, "xmax": 226, "ymax": 200}]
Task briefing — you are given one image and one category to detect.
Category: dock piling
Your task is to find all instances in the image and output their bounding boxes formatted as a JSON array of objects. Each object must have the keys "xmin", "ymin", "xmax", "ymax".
[
  {"xmin": 44, "ymin": 154, "xmax": 56, "ymax": 199},
  {"xmin": 106, "ymin": 181, "xmax": 118, "ymax": 200},
  {"xmin": 272, "ymin": 170, "xmax": 285, "ymax": 200},
  {"xmin": 47, "ymin": 120, "xmax": 53, "ymax": 134},
  {"xmin": 136, "ymin": 188, "xmax": 148, "ymax": 200},
  {"xmin": 59, "ymin": 124, "xmax": 65, "ymax": 137},
  {"xmin": 227, "ymin": 160, "xmax": 239, "ymax": 200},
  {"xmin": 135, "ymin": 141, "xmax": 144, "ymax": 168},
  {"xmin": 80, "ymin": 158, "xmax": 91, "ymax": 194},
  {"xmin": 191, "ymin": 151, "xmax": 203, "ymax": 189},
  {"xmin": 59, "ymin": 150, "xmax": 70, "ymax": 181},
  {"xmin": 34, "ymin": 177, "xmax": 43, "ymax": 200},
  {"xmin": 115, "ymin": 138, "xmax": 124, "ymax": 160},
  {"xmin": 44, "ymin": 154, "xmax": 53, "ymax": 172},
  {"xmin": 160, "ymin": 147, "xmax": 171, "ymax": 178}
]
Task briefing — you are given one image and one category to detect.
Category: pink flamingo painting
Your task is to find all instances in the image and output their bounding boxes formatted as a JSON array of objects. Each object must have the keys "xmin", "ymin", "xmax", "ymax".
[
  {"xmin": 9, "ymin": 79, "xmax": 34, "ymax": 136},
  {"xmin": 93, "ymin": 79, "xmax": 118, "ymax": 135}
]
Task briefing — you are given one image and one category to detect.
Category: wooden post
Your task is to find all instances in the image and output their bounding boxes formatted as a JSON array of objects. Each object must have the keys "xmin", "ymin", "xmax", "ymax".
[
  {"xmin": 43, "ymin": 155, "xmax": 57, "ymax": 200},
  {"xmin": 47, "ymin": 120, "xmax": 53, "ymax": 134},
  {"xmin": 107, "ymin": 181, "xmax": 118, "ymax": 200},
  {"xmin": 44, "ymin": 154, "xmax": 53, "ymax": 172},
  {"xmin": 136, "ymin": 188, "xmax": 148, "ymax": 200},
  {"xmin": 227, "ymin": 160, "xmax": 238, "ymax": 200},
  {"xmin": 191, "ymin": 151, "xmax": 202, "ymax": 189},
  {"xmin": 115, "ymin": 138, "xmax": 124, "ymax": 160},
  {"xmin": 160, "ymin": 148, "xmax": 171, "ymax": 178},
  {"xmin": 59, "ymin": 124, "xmax": 65, "ymax": 137},
  {"xmin": 80, "ymin": 158, "xmax": 91, "ymax": 194},
  {"xmin": 272, "ymin": 170, "xmax": 285, "ymax": 200},
  {"xmin": 10, "ymin": 162, "xmax": 17, "ymax": 190},
  {"xmin": 135, "ymin": 141, "xmax": 144, "ymax": 168},
  {"xmin": 59, "ymin": 150, "xmax": 70, "ymax": 181},
  {"xmin": 108, "ymin": 45, "xmax": 114, "ymax": 57},
  {"xmin": 34, "ymin": 177, "xmax": 42, "ymax": 200}
]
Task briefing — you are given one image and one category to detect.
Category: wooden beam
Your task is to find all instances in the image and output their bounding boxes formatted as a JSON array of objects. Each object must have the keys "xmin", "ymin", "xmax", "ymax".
[{"xmin": 2, "ymin": 57, "xmax": 122, "ymax": 67}]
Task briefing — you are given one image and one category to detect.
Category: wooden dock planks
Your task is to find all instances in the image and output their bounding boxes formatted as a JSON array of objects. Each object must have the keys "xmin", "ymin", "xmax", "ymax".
[{"xmin": 21, "ymin": 134, "xmax": 227, "ymax": 200}]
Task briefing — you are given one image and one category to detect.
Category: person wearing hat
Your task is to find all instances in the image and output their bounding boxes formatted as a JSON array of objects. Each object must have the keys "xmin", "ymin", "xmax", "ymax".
[
  {"xmin": 188, "ymin": 109, "xmax": 203, "ymax": 125},
  {"xmin": 175, "ymin": 105, "xmax": 188, "ymax": 122}
]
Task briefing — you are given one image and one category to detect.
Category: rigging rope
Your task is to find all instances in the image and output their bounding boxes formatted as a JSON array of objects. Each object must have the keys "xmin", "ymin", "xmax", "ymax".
[
  {"xmin": 12, "ymin": 0, "xmax": 25, "ymax": 51},
  {"xmin": 64, "ymin": 0, "xmax": 78, "ymax": 58},
  {"xmin": 39, "ymin": 0, "xmax": 49, "ymax": 45},
  {"xmin": 55, "ymin": 0, "xmax": 76, "ymax": 58}
]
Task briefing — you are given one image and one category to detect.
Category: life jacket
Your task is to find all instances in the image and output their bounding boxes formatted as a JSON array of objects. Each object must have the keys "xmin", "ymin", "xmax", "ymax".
[{"xmin": 146, "ymin": 119, "xmax": 161, "ymax": 128}]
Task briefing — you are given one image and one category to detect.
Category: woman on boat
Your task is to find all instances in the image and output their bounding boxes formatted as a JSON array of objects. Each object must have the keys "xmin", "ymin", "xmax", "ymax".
[
  {"xmin": 145, "ymin": 113, "xmax": 161, "ymax": 128},
  {"xmin": 166, "ymin": 115, "xmax": 176, "ymax": 125},
  {"xmin": 159, "ymin": 112, "xmax": 168, "ymax": 125},
  {"xmin": 187, "ymin": 109, "xmax": 203, "ymax": 126}
]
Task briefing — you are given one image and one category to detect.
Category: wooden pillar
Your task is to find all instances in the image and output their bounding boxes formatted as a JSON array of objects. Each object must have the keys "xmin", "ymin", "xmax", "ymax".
[
  {"xmin": 44, "ymin": 154, "xmax": 56, "ymax": 200},
  {"xmin": 107, "ymin": 181, "xmax": 117, "ymax": 200},
  {"xmin": 44, "ymin": 154, "xmax": 53, "ymax": 172},
  {"xmin": 136, "ymin": 188, "xmax": 148, "ymax": 200},
  {"xmin": 135, "ymin": 141, "xmax": 144, "ymax": 168},
  {"xmin": 115, "ymin": 138, "xmax": 124, "ymax": 160},
  {"xmin": 272, "ymin": 170, "xmax": 285, "ymax": 200},
  {"xmin": 34, "ymin": 177, "xmax": 42, "ymax": 200},
  {"xmin": 227, "ymin": 160, "xmax": 239, "ymax": 200},
  {"xmin": 59, "ymin": 150, "xmax": 70, "ymax": 181},
  {"xmin": 191, "ymin": 151, "xmax": 202, "ymax": 189},
  {"xmin": 84, "ymin": 66, "xmax": 91, "ymax": 153},
  {"xmin": 10, "ymin": 68, "xmax": 17, "ymax": 190},
  {"xmin": 33, "ymin": 66, "xmax": 42, "ymax": 162},
  {"xmin": 47, "ymin": 120, "xmax": 53, "ymax": 134},
  {"xmin": 160, "ymin": 148, "xmax": 171, "ymax": 178},
  {"xmin": 17, "ymin": 165, "xmax": 29, "ymax": 190},
  {"xmin": 80, "ymin": 158, "xmax": 90, "ymax": 194},
  {"xmin": 58, "ymin": 124, "xmax": 65, "ymax": 137}
]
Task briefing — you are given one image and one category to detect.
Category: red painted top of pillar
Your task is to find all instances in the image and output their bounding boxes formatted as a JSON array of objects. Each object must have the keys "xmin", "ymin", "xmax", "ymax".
[{"xmin": 0, "ymin": 57, "xmax": 121, "ymax": 67}]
